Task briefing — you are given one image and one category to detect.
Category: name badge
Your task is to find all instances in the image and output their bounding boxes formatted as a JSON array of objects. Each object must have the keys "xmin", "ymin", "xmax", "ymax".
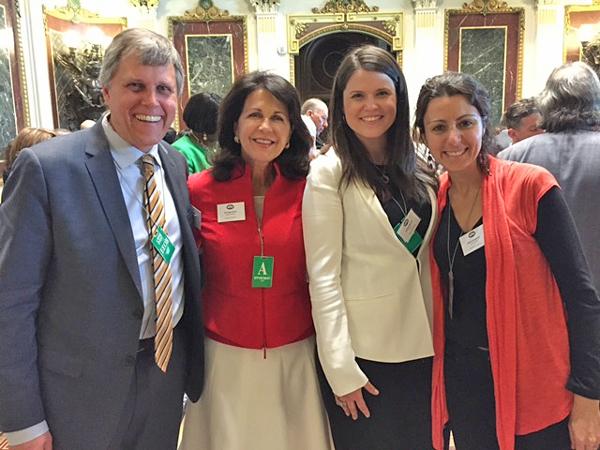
[
  {"xmin": 217, "ymin": 202, "xmax": 246, "ymax": 223},
  {"xmin": 252, "ymin": 256, "xmax": 274, "ymax": 288},
  {"xmin": 192, "ymin": 206, "xmax": 202, "ymax": 229},
  {"xmin": 397, "ymin": 209, "xmax": 421, "ymax": 242},
  {"xmin": 151, "ymin": 226, "xmax": 175, "ymax": 264},
  {"xmin": 459, "ymin": 224, "xmax": 485, "ymax": 256}
]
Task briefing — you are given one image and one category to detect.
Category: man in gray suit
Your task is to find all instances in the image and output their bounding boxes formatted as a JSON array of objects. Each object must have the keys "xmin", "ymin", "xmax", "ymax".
[
  {"xmin": 499, "ymin": 61, "xmax": 600, "ymax": 292},
  {"xmin": 0, "ymin": 28, "xmax": 203, "ymax": 449}
]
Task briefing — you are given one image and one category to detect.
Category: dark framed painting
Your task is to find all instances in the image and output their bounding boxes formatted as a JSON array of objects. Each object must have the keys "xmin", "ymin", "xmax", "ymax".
[
  {"xmin": 43, "ymin": 5, "xmax": 126, "ymax": 131},
  {"xmin": 0, "ymin": 0, "xmax": 28, "ymax": 155},
  {"xmin": 169, "ymin": 5, "xmax": 247, "ymax": 130},
  {"xmin": 445, "ymin": 3, "xmax": 524, "ymax": 127},
  {"xmin": 564, "ymin": 5, "xmax": 600, "ymax": 63}
]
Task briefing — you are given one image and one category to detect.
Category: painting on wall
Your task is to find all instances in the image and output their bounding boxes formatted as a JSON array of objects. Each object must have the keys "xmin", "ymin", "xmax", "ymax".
[
  {"xmin": 564, "ymin": 5, "xmax": 600, "ymax": 65},
  {"xmin": 445, "ymin": 1, "xmax": 524, "ymax": 127},
  {"xmin": 43, "ymin": 4, "xmax": 125, "ymax": 131},
  {"xmin": 169, "ymin": 2, "xmax": 247, "ymax": 130},
  {"xmin": 0, "ymin": 0, "xmax": 28, "ymax": 156}
]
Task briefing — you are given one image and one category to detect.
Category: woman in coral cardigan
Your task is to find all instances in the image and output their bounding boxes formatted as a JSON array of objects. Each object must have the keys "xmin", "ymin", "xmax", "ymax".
[
  {"xmin": 413, "ymin": 71, "xmax": 600, "ymax": 450},
  {"xmin": 179, "ymin": 72, "xmax": 332, "ymax": 450}
]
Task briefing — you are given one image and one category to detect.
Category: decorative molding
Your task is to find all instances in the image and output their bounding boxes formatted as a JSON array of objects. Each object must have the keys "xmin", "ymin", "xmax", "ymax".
[
  {"xmin": 13, "ymin": 0, "xmax": 30, "ymax": 127},
  {"xmin": 249, "ymin": 0, "xmax": 280, "ymax": 13},
  {"xmin": 462, "ymin": 0, "xmax": 510, "ymax": 14},
  {"xmin": 312, "ymin": 0, "xmax": 379, "ymax": 14},
  {"xmin": 46, "ymin": 0, "xmax": 102, "ymax": 23},
  {"xmin": 129, "ymin": 0, "xmax": 160, "ymax": 13},
  {"xmin": 415, "ymin": 9, "xmax": 436, "ymax": 27},
  {"xmin": 413, "ymin": 0, "xmax": 437, "ymax": 10},
  {"xmin": 184, "ymin": 0, "xmax": 230, "ymax": 20}
]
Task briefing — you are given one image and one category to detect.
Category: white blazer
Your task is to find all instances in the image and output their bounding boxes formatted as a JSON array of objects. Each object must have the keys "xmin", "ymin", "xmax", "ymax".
[{"xmin": 303, "ymin": 149, "xmax": 437, "ymax": 396}]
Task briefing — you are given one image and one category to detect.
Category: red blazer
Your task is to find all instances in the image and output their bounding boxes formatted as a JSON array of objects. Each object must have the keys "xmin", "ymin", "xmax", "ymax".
[{"xmin": 188, "ymin": 163, "xmax": 313, "ymax": 349}]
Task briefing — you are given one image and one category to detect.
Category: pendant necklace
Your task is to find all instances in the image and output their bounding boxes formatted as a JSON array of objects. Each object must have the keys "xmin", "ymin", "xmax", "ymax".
[
  {"xmin": 374, "ymin": 164, "xmax": 408, "ymax": 217},
  {"xmin": 446, "ymin": 185, "xmax": 481, "ymax": 319}
]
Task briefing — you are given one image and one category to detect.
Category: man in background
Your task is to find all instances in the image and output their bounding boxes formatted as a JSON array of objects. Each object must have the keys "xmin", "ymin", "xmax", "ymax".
[
  {"xmin": 500, "ymin": 61, "xmax": 600, "ymax": 294},
  {"xmin": 500, "ymin": 97, "xmax": 544, "ymax": 144},
  {"xmin": 301, "ymin": 98, "xmax": 329, "ymax": 157}
]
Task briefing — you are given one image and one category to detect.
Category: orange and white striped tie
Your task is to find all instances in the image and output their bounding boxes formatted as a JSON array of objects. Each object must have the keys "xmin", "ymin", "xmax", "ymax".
[{"xmin": 141, "ymin": 154, "xmax": 173, "ymax": 372}]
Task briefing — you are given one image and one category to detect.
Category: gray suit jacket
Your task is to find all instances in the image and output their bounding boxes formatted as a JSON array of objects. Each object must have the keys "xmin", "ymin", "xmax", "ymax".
[
  {"xmin": 499, "ymin": 130, "xmax": 600, "ymax": 292},
  {"xmin": 0, "ymin": 123, "xmax": 204, "ymax": 449}
]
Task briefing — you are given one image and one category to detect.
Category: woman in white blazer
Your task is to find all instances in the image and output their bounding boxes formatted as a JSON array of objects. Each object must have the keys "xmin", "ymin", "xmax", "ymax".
[{"xmin": 303, "ymin": 45, "xmax": 438, "ymax": 449}]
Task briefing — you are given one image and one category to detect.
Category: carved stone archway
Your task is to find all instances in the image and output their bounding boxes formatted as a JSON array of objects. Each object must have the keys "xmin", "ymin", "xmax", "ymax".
[{"xmin": 287, "ymin": 0, "xmax": 404, "ymax": 89}]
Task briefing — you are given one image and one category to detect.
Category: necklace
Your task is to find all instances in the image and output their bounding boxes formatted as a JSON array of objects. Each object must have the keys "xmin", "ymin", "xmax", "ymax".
[
  {"xmin": 373, "ymin": 164, "xmax": 408, "ymax": 217},
  {"xmin": 446, "ymin": 185, "xmax": 481, "ymax": 319}
]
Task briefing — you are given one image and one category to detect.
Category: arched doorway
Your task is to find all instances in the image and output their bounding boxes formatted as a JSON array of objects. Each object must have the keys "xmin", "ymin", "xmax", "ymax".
[{"xmin": 294, "ymin": 32, "xmax": 391, "ymax": 103}]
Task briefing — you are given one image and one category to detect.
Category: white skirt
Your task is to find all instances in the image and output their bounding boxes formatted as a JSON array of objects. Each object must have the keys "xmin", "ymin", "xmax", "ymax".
[{"xmin": 179, "ymin": 336, "xmax": 334, "ymax": 450}]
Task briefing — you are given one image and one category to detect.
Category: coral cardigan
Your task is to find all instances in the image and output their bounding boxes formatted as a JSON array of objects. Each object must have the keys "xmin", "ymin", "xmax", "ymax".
[
  {"xmin": 431, "ymin": 158, "xmax": 572, "ymax": 450},
  {"xmin": 187, "ymin": 164, "xmax": 313, "ymax": 349}
]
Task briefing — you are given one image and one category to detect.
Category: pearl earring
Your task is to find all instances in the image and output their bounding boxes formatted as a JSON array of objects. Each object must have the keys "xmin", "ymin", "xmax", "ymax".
[{"xmin": 234, "ymin": 135, "xmax": 240, "ymax": 143}]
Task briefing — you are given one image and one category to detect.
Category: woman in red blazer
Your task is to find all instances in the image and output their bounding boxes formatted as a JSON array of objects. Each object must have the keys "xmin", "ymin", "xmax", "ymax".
[{"xmin": 179, "ymin": 72, "xmax": 332, "ymax": 450}]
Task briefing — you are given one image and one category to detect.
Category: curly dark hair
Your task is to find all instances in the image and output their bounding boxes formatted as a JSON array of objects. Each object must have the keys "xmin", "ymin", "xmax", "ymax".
[
  {"xmin": 413, "ymin": 72, "xmax": 496, "ymax": 174},
  {"xmin": 212, "ymin": 71, "xmax": 311, "ymax": 181},
  {"xmin": 329, "ymin": 45, "xmax": 434, "ymax": 202}
]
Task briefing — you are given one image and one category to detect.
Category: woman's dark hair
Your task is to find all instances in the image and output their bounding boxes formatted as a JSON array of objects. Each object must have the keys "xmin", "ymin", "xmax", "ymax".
[
  {"xmin": 213, "ymin": 71, "xmax": 311, "ymax": 181},
  {"xmin": 329, "ymin": 45, "xmax": 434, "ymax": 202},
  {"xmin": 413, "ymin": 72, "xmax": 495, "ymax": 174},
  {"xmin": 182, "ymin": 92, "xmax": 221, "ymax": 135}
]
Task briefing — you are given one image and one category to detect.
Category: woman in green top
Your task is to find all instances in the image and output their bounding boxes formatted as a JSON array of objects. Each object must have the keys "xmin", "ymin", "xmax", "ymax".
[{"xmin": 173, "ymin": 92, "xmax": 221, "ymax": 174}]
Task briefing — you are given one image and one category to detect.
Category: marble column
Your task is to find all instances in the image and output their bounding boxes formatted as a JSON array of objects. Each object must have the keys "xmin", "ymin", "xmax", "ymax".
[
  {"xmin": 533, "ymin": 0, "xmax": 563, "ymax": 90},
  {"xmin": 409, "ymin": 0, "xmax": 442, "ymax": 107},
  {"xmin": 251, "ymin": 0, "xmax": 288, "ymax": 77}
]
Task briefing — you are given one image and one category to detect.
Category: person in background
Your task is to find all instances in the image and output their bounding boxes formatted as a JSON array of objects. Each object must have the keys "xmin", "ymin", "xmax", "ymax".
[
  {"xmin": 301, "ymin": 113, "xmax": 319, "ymax": 159},
  {"xmin": 0, "ymin": 28, "xmax": 204, "ymax": 450},
  {"xmin": 414, "ymin": 71, "xmax": 600, "ymax": 450},
  {"xmin": 303, "ymin": 45, "xmax": 437, "ymax": 450},
  {"xmin": 2, "ymin": 128, "xmax": 58, "ymax": 185},
  {"xmin": 163, "ymin": 127, "xmax": 178, "ymax": 144},
  {"xmin": 172, "ymin": 92, "xmax": 221, "ymax": 174},
  {"xmin": 500, "ymin": 61, "xmax": 600, "ymax": 295},
  {"xmin": 180, "ymin": 72, "xmax": 332, "ymax": 450},
  {"xmin": 301, "ymin": 97, "xmax": 329, "ymax": 152},
  {"xmin": 500, "ymin": 97, "xmax": 544, "ymax": 144}
]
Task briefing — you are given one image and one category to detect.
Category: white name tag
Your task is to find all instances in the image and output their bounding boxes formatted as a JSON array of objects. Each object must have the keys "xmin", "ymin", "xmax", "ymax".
[
  {"xmin": 217, "ymin": 202, "xmax": 246, "ymax": 223},
  {"xmin": 192, "ymin": 206, "xmax": 202, "ymax": 229},
  {"xmin": 398, "ymin": 209, "xmax": 421, "ymax": 243},
  {"xmin": 459, "ymin": 224, "xmax": 485, "ymax": 256}
]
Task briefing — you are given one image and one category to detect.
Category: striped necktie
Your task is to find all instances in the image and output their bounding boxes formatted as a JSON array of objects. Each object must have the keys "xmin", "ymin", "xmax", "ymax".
[{"xmin": 141, "ymin": 154, "xmax": 173, "ymax": 372}]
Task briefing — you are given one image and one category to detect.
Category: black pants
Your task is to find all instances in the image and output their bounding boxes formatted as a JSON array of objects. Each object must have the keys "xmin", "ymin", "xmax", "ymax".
[
  {"xmin": 318, "ymin": 356, "xmax": 434, "ymax": 450},
  {"xmin": 108, "ymin": 325, "xmax": 187, "ymax": 450},
  {"xmin": 444, "ymin": 340, "xmax": 571, "ymax": 450}
]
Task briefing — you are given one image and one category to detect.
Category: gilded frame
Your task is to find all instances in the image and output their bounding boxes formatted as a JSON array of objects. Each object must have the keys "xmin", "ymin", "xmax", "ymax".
[
  {"xmin": 564, "ymin": 4, "xmax": 600, "ymax": 63},
  {"xmin": 43, "ymin": 5, "xmax": 126, "ymax": 131},
  {"xmin": 287, "ymin": 8, "xmax": 403, "ymax": 84},
  {"xmin": 168, "ymin": 8, "xmax": 248, "ymax": 131},
  {"xmin": 0, "ymin": 0, "xmax": 29, "ymax": 155},
  {"xmin": 445, "ymin": 3, "xmax": 524, "ymax": 127}
]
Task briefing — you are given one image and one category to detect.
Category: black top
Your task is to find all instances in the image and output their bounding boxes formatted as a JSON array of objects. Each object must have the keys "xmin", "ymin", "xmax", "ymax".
[
  {"xmin": 376, "ymin": 172, "xmax": 432, "ymax": 258},
  {"xmin": 434, "ymin": 186, "xmax": 600, "ymax": 398}
]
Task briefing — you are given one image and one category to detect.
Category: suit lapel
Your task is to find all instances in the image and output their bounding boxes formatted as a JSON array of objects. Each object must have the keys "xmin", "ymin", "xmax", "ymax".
[{"xmin": 84, "ymin": 125, "xmax": 144, "ymax": 299}]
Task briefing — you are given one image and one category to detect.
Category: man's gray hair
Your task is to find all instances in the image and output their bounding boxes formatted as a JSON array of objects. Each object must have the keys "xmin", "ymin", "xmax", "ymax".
[
  {"xmin": 99, "ymin": 28, "xmax": 184, "ymax": 96},
  {"xmin": 301, "ymin": 98, "xmax": 327, "ymax": 115},
  {"xmin": 537, "ymin": 61, "xmax": 600, "ymax": 132}
]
